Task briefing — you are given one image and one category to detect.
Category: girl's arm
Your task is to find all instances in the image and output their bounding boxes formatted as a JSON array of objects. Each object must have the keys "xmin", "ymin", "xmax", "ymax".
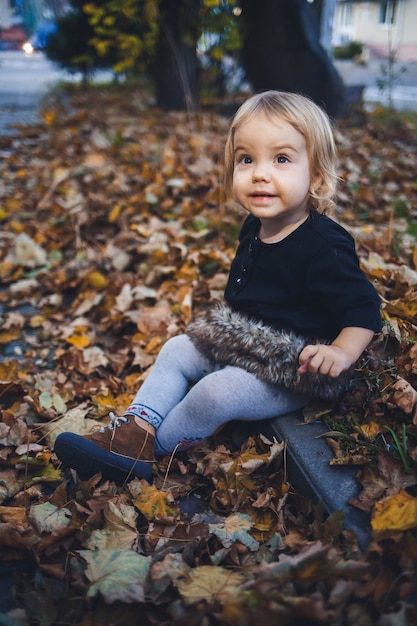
[{"xmin": 298, "ymin": 327, "xmax": 375, "ymax": 378}]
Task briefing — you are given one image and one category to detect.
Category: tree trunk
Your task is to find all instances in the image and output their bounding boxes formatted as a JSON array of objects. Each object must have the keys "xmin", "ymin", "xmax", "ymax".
[
  {"xmin": 240, "ymin": 0, "xmax": 347, "ymax": 119},
  {"xmin": 153, "ymin": 0, "xmax": 201, "ymax": 111},
  {"xmin": 319, "ymin": 0, "xmax": 338, "ymax": 54}
]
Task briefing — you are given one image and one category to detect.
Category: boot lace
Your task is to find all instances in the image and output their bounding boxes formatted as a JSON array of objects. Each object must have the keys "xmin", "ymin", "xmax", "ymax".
[{"xmin": 99, "ymin": 412, "xmax": 129, "ymax": 432}]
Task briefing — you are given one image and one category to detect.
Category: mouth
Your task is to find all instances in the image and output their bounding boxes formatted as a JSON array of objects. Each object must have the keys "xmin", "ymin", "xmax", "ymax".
[{"xmin": 249, "ymin": 192, "xmax": 276, "ymax": 199}]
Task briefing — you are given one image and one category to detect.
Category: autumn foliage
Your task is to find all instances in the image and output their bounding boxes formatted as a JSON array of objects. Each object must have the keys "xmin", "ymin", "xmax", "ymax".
[{"xmin": 0, "ymin": 88, "xmax": 416, "ymax": 624}]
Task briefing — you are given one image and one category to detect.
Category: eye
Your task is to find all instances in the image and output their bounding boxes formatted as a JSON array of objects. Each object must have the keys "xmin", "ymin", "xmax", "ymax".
[
  {"xmin": 276, "ymin": 155, "xmax": 289, "ymax": 164},
  {"xmin": 237, "ymin": 154, "xmax": 252, "ymax": 165}
]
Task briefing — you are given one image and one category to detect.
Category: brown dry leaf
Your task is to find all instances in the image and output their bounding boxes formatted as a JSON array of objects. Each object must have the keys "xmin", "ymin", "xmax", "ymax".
[
  {"xmin": 0, "ymin": 504, "xmax": 29, "ymax": 532},
  {"xmin": 220, "ymin": 436, "xmax": 284, "ymax": 475},
  {"xmin": 385, "ymin": 297, "xmax": 417, "ymax": 322},
  {"xmin": 150, "ymin": 552, "xmax": 190, "ymax": 592},
  {"xmin": 391, "ymin": 377, "xmax": 417, "ymax": 414},
  {"xmin": 350, "ymin": 451, "xmax": 417, "ymax": 512},
  {"xmin": 0, "ymin": 520, "xmax": 36, "ymax": 550},
  {"xmin": 86, "ymin": 498, "xmax": 138, "ymax": 551},
  {"xmin": 0, "ymin": 327, "xmax": 22, "ymax": 344},
  {"xmin": 0, "ymin": 411, "xmax": 36, "ymax": 448}
]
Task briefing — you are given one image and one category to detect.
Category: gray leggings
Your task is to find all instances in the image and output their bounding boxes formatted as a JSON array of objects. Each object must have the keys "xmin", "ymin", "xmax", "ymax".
[{"xmin": 129, "ymin": 335, "xmax": 310, "ymax": 454}]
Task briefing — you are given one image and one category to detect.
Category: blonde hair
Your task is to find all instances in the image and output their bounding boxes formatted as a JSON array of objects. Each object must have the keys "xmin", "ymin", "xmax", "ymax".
[{"xmin": 224, "ymin": 90, "xmax": 339, "ymax": 214}]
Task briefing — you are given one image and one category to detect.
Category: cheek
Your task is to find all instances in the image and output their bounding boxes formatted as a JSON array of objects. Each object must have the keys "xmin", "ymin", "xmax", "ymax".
[{"xmin": 231, "ymin": 171, "xmax": 242, "ymax": 192}]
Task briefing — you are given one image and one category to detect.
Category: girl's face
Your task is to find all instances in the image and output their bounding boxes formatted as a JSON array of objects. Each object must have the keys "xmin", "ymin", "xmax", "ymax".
[{"xmin": 232, "ymin": 112, "xmax": 314, "ymax": 241}]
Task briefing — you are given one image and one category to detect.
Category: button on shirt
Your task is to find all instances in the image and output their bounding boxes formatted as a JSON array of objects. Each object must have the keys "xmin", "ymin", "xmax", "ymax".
[{"xmin": 224, "ymin": 211, "xmax": 382, "ymax": 341}]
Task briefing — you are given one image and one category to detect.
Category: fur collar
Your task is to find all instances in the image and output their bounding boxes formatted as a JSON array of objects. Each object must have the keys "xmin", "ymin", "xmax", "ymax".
[{"xmin": 187, "ymin": 302, "xmax": 352, "ymax": 400}]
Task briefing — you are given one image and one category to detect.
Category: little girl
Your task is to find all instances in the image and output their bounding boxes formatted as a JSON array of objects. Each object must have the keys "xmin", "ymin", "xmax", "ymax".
[{"xmin": 55, "ymin": 90, "xmax": 381, "ymax": 483}]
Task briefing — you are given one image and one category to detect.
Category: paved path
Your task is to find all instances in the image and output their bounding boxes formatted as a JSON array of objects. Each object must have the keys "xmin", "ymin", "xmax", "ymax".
[
  {"xmin": 1, "ymin": 51, "xmax": 416, "ymax": 139},
  {"xmin": 0, "ymin": 50, "xmax": 63, "ymax": 136},
  {"xmin": 334, "ymin": 58, "xmax": 417, "ymax": 111}
]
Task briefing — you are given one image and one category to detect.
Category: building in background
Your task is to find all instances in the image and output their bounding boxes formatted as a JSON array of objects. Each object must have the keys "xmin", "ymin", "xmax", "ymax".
[
  {"xmin": 2, "ymin": 0, "xmax": 417, "ymax": 62},
  {"xmin": 333, "ymin": 0, "xmax": 417, "ymax": 61},
  {"xmin": 0, "ymin": 0, "xmax": 27, "ymax": 49},
  {"xmin": 0, "ymin": 0, "xmax": 67, "ymax": 48}
]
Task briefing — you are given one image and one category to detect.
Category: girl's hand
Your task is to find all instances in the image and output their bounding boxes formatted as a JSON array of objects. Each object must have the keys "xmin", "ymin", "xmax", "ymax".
[
  {"xmin": 298, "ymin": 344, "xmax": 352, "ymax": 378},
  {"xmin": 298, "ymin": 327, "xmax": 375, "ymax": 378}
]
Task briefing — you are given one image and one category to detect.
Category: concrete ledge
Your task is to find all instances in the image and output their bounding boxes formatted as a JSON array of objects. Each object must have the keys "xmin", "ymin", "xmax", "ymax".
[{"xmin": 265, "ymin": 413, "xmax": 371, "ymax": 552}]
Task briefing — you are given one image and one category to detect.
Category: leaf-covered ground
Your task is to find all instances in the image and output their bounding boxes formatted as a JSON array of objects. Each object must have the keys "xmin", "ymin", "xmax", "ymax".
[{"xmin": 0, "ymin": 87, "xmax": 417, "ymax": 625}]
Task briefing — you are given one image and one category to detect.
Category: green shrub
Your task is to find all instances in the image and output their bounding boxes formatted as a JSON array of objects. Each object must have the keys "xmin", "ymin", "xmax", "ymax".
[{"xmin": 333, "ymin": 41, "xmax": 363, "ymax": 60}]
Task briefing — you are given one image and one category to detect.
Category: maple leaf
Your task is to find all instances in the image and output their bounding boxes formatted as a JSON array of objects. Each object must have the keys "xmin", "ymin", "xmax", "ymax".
[
  {"xmin": 80, "ymin": 549, "xmax": 150, "ymax": 603},
  {"xmin": 42, "ymin": 402, "xmax": 98, "ymax": 447},
  {"xmin": 176, "ymin": 565, "xmax": 246, "ymax": 607},
  {"xmin": 209, "ymin": 512, "xmax": 259, "ymax": 551},
  {"xmin": 133, "ymin": 482, "xmax": 179, "ymax": 523},
  {"xmin": 28, "ymin": 501, "xmax": 71, "ymax": 534}
]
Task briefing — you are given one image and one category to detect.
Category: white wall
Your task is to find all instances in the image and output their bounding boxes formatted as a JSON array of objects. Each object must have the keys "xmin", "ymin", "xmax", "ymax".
[
  {"xmin": 333, "ymin": 0, "xmax": 417, "ymax": 61},
  {"xmin": 0, "ymin": 0, "xmax": 12, "ymax": 29}
]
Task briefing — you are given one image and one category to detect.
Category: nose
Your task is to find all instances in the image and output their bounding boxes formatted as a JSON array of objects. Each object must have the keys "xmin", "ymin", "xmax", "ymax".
[{"xmin": 252, "ymin": 162, "xmax": 271, "ymax": 183}]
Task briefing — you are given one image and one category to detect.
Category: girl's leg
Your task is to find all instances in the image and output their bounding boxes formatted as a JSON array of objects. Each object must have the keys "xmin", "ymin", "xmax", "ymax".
[
  {"xmin": 54, "ymin": 335, "xmax": 216, "ymax": 482},
  {"xmin": 125, "ymin": 334, "xmax": 216, "ymax": 429},
  {"xmin": 155, "ymin": 365, "xmax": 310, "ymax": 453}
]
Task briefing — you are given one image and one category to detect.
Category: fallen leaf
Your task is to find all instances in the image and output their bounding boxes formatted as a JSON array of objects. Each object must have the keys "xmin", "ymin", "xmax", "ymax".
[
  {"xmin": 176, "ymin": 565, "xmax": 246, "ymax": 606},
  {"xmin": 28, "ymin": 501, "xmax": 71, "ymax": 534},
  {"xmin": 371, "ymin": 489, "xmax": 417, "ymax": 532},
  {"xmin": 209, "ymin": 512, "xmax": 259, "ymax": 550},
  {"xmin": 81, "ymin": 549, "xmax": 150, "ymax": 603},
  {"xmin": 134, "ymin": 483, "xmax": 178, "ymax": 523}
]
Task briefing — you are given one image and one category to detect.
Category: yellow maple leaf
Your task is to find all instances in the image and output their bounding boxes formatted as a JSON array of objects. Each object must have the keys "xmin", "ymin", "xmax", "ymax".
[
  {"xmin": 371, "ymin": 489, "xmax": 417, "ymax": 532},
  {"xmin": 134, "ymin": 483, "xmax": 178, "ymax": 522},
  {"xmin": 65, "ymin": 330, "xmax": 92, "ymax": 349}
]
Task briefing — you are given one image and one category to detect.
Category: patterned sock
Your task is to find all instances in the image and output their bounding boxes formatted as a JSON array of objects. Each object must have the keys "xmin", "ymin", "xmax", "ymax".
[{"xmin": 124, "ymin": 403, "xmax": 163, "ymax": 430}]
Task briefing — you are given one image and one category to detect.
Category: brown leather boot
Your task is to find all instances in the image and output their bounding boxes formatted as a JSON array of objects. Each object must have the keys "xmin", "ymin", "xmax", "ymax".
[
  {"xmin": 54, "ymin": 412, "xmax": 155, "ymax": 483},
  {"xmin": 85, "ymin": 413, "xmax": 156, "ymax": 460}
]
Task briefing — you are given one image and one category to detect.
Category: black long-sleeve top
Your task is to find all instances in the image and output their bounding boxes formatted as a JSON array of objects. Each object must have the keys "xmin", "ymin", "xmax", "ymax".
[{"xmin": 224, "ymin": 211, "xmax": 382, "ymax": 341}]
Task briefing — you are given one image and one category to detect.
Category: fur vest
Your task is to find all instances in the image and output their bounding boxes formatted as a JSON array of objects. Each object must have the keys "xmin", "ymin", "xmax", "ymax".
[{"xmin": 187, "ymin": 302, "xmax": 353, "ymax": 400}]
